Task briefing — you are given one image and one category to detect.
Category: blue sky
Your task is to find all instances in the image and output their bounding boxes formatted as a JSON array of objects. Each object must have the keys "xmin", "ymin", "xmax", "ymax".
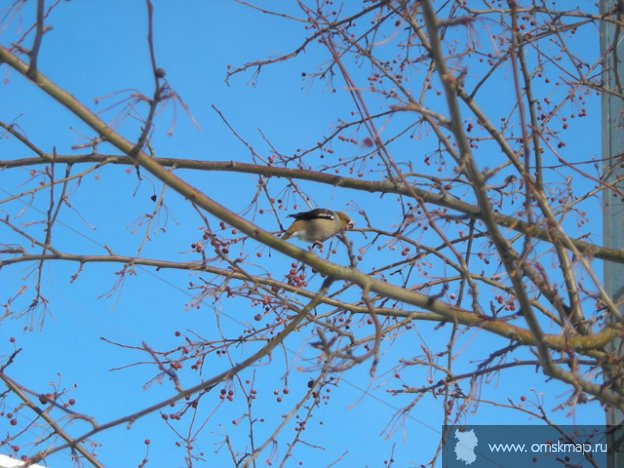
[{"xmin": 0, "ymin": 1, "xmax": 609, "ymax": 467}]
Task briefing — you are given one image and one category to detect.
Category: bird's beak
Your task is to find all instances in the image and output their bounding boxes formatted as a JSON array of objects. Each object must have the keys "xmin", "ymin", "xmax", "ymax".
[{"xmin": 347, "ymin": 220, "xmax": 354, "ymax": 229}]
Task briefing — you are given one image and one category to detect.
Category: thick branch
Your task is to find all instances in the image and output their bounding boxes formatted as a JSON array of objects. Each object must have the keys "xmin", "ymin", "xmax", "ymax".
[
  {"xmin": 1, "ymin": 252, "xmax": 619, "ymax": 353},
  {"xmin": 2, "ymin": 154, "xmax": 622, "ymax": 264}
]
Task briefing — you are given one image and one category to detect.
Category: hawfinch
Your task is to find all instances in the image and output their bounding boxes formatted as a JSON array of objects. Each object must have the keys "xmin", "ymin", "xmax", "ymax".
[{"xmin": 282, "ymin": 208, "xmax": 353, "ymax": 243}]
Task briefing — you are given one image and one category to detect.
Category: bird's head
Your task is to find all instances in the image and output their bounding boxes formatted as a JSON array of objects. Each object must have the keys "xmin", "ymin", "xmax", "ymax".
[{"xmin": 337, "ymin": 212, "xmax": 354, "ymax": 230}]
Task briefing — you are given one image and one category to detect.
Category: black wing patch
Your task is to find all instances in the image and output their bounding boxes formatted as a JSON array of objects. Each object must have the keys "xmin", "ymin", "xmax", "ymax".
[{"xmin": 289, "ymin": 208, "xmax": 335, "ymax": 221}]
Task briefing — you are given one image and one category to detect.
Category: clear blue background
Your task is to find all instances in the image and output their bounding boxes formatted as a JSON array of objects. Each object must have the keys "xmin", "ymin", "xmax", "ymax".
[{"xmin": 0, "ymin": 2, "xmax": 606, "ymax": 467}]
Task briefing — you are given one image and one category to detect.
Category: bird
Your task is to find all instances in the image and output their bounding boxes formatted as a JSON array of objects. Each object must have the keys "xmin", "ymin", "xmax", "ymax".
[{"xmin": 282, "ymin": 208, "xmax": 353, "ymax": 244}]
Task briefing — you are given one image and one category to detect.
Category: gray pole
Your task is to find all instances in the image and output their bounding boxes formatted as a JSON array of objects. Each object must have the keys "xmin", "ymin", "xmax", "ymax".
[{"xmin": 602, "ymin": 1, "xmax": 624, "ymax": 466}]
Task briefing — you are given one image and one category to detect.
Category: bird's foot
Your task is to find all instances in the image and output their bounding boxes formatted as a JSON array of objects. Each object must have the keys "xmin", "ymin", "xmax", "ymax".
[{"xmin": 310, "ymin": 241, "xmax": 324, "ymax": 252}]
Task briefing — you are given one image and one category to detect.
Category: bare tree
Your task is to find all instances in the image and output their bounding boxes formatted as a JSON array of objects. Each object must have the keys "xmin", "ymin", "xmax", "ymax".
[{"xmin": 0, "ymin": 1, "xmax": 622, "ymax": 466}]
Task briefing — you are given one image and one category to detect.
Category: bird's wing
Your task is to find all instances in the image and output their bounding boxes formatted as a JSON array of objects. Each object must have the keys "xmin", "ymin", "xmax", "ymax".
[{"xmin": 289, "ymin": 208, "xmax": 335, "ymax": 221}]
